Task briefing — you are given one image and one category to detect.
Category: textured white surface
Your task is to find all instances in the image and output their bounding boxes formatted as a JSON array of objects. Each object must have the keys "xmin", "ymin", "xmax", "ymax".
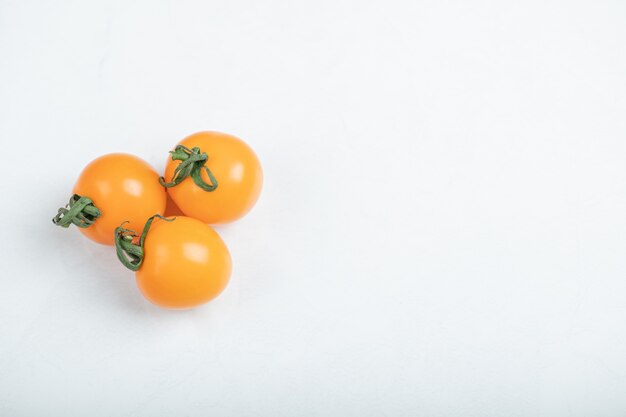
[{"xmin": 1, "ymin": 0, "xmax": 626, "ymax": 415}]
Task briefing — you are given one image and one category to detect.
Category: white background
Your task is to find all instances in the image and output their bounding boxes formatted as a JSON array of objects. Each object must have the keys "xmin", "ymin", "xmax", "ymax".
[{"xmin": 1, "ymin": 0, "xmax": 625, "ymax": 415}]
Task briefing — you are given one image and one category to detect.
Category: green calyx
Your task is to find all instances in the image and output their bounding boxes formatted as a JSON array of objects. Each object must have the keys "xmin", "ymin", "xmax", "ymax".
[
  {"xmin": 53, "ymin": 194, "xmax": 101, "ymax": 228},
  {"xmin": 159, "ymin": 145, "xmax": 218, "ymax": 192},
  {"xmin": 114, "ymin": 214, "xmax": 174, "ymax": 271}
]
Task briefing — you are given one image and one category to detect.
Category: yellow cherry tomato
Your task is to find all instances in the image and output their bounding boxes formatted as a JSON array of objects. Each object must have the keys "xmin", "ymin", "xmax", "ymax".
[
  {"xmin": 54, "ymin": 153, "xmax": 166, "ymax": 245},
  {"xmin": 117, "ymin": 216, "xmax": 232, "ymax": 309},
  {"xmin": 162, "ymin": 131, "xmax": 263, "ymax": 224}
]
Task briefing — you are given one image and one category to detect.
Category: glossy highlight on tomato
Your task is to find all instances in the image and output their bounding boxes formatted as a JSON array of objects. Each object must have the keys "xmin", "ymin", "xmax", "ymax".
[
  {"xmin": 72, "ymin": 153, "xmax": 166, "ymax": 245},
  {"xmin": 163, "ymin": 131, "xmax": 263, "ymax": 224},
  {"xmin": 135, "ymin": 216, "xmax": 232, "ymax": 309}
]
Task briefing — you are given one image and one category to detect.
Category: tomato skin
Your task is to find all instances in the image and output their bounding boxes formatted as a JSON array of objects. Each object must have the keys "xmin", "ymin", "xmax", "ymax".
[
  {"xmin": 73, "ymin": 153, "xmax": 166, "ymax": 245},
  {"xmin": 164, "ymin": 193, "xmax": 185, "ymax": 217},
  {"xmin": 136, "ymin": 216, "xmax": 231, "ymax": 309},
  {"xmin": 163, "ymin": 131, "xmax": 263, "ymax": 224}
]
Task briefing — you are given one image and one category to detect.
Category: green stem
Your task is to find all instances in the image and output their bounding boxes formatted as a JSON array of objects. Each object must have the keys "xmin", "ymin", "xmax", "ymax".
[
  {"xmin": 114, "ymin": 214, "xmax": 174, "ymax": 271},
  {"xmin": 52, "ymin": 194, "xmax": 101, "ymax": 228},
  {"xmin": 159, "ymin": 145, "xmax": 218, "ymax": 192}
]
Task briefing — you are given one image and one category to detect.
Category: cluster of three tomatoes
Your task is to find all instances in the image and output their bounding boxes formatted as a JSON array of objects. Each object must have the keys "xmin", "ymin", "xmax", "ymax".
[{"xmin": 54, "ymin": 131, "xmax": 263, "ymax": 309}]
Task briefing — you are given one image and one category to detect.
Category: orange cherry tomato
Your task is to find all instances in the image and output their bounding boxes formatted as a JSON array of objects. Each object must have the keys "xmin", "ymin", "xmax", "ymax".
[
  {"xmin": 71, "ymin": 153, "xmax": 166, "ymax": 245},
  {"xmin": 163, "ymin": 131, "xmax": 263, "ymax": 224},
  {"xmin": 134, "ymin": 216, "xmax": 232, "ymax": 309}
]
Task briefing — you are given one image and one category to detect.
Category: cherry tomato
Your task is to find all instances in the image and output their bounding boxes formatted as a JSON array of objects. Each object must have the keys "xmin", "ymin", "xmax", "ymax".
[
  {"xmin": 70, "ymin": 153, "xmax": 166, "ymax": 245},
  {"xmin": 163, "ymin": 131, "xmax": 263, "ymax": 224},
  {"xmin": 134, "ymin": 216, "xmax": 232, "ymax": 309}
]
